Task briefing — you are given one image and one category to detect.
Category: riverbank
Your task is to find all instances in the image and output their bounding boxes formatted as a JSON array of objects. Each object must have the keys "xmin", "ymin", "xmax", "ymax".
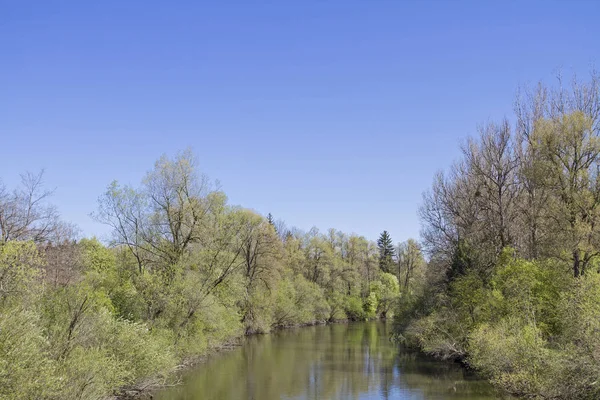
[
  {"xmin": 111, "ymin": 319, "xmax": 340, "ymax": 400},
  {"xmin": 391, "ymin": 253, "xmax": 600, "ymax": 399},
  {"xmin": 111, "ymin": 342, "xmax": 241, "ymax": 400},
  {"xmin": 113, "ymin": 318, "xmax": 504, "ymax": 400},
  {"xmin": 151, "ymin": 321, "xmax": 500, "ymax": 400}
]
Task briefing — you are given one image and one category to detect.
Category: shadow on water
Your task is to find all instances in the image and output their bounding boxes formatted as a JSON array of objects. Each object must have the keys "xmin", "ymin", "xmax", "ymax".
[{"xmin": 156, "ymin": 321, "xmax": 506, "ymax": 400}]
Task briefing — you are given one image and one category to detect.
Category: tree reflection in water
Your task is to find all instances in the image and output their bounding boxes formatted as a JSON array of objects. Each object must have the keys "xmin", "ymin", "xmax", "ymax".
[{"xmin": 157, "ymin": 321, "xmax": 503, "ymax": 400}]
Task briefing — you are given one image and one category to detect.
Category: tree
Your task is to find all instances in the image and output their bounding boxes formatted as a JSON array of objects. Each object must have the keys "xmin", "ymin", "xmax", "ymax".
[
  {"xmin": 238, "ymin": 210, "xmax": 281, "ymax": 332},
  {"xmin": 93, "ymin": 181, "xmax": 148, "ymax": 273},
  {"xmin": 0, "ymin": 241, "xmax": 43, "ymax": 304},
  {"xmin": 530, "ymin": 112, "xmax": 600, "ymax": 277},
  {"xmin": 266, "ymin": 213, "xmax": 275, "ymax": 227},
  {"xmin": 370, "ymin": 272, "xmax": 399, "ymax": 318},
  {"xmin": 377, "ymin": 230, "xmax": 395, "ymax": 273},
  {"xmin": 396, "ymin": 239, "xmax": 425, "ymax": 292},
  {"xmin": 1, "ymin": 149, "xmax": 420, "ymax": 400},
  {"xmin": 94, "ymin": 149, "xmax": 221, "ymax": 273},
  {"xmin": 0, "ymin": 171, "xmax": 71, "ymax": 244},
  {"xmin": 395, "ymin": 71, "xmax": 600, "ymax": 399},
  {"xmin": 463, "ymin": 120, "xmax": 520, "ymax": 254},
  {"xmin": 304, "ymin": 233, "xmax": 334, "ymax": 286},
  {"xmin": 515, "ymin": 72, "xmax": 600, "ymax": 276},
  {"xmin": 43, "ymin": 241, "xmax": 81, "ymax": 287}
]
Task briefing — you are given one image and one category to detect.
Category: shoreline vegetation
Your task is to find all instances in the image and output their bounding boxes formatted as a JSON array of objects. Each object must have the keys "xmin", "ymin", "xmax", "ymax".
[
  {"xmin": 0, "ymin": 151, "xmax": 407, "ymax": 400},
  {"xmin": 112, "ymin": 318, "xmax": 351, "ymax": 400},
  {"xmin": 3, "ymin": 71, "xmax": 600, "ymax": 400},
  {"xmin": 393, "ymin": 72, "xmax": 600, "ymax": 399}
]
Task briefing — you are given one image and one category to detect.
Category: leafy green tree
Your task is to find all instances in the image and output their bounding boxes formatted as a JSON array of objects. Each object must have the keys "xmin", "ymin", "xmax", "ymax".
[
  {"xmin": 0, "ymin": 307, "xmax": 59, "ymax": 400},
  {"xmin": 396, "ymin": 239, "xmax": 425, "ymax": 292},
  {"xmin": 0, "ymin": 241, "xmax": 43, "ymax": 305},
  {"xmin": 369, "ymin": 272, "xmax": 399, "ymax": 318}
]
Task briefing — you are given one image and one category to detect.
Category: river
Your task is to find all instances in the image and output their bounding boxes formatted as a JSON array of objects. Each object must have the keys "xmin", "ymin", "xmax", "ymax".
[{"xmin": 156, "ymin": 321, "xmax": 502, "ymax": 400}]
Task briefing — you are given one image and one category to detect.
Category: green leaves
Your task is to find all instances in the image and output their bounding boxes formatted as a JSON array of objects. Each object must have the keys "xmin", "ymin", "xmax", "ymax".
[
  {"xmin": 0, "ymin": 241, "xmax": 43, "ymax": 305},
  {"xmin": 0, "ymin": 307, "xmax": 59, "ymax": 400},
  {"xmin": 1, "ymin": 150, "xmax": 410, "ymax": 399}
]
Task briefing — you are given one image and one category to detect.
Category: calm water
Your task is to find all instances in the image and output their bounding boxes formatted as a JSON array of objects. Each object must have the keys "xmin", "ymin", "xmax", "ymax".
[{"xmin": 156, "ymin": 321, "xmax": 502, "ymax": 400}]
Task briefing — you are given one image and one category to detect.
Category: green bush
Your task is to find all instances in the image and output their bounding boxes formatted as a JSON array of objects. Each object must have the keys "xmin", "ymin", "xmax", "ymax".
[
  {"xmin": 344, "ymin": 295, "xmax": 367, "ymax": 321},
  {"xmin": 0, "ymin": 307, "xmax": 59, "ymax": 400}
]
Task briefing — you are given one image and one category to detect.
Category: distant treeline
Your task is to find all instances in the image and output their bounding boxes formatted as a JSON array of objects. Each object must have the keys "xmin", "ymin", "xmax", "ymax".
[
  {"xmin": 394, "ymin": 72, "xmax": 600, "ymax": 399},
  {"xmin": 0, "ymin": 151, "xmax": 420, "ymax": 399}
]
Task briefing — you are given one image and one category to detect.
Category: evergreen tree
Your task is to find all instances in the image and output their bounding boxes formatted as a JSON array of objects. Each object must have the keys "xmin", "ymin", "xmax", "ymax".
[
  {"xmin": 267, "ymin": 213, "xmax": 275, "ymax": 226},
  {"xmin": 377, "ymin": 230, "xmax": 395, "ymax": 273}
]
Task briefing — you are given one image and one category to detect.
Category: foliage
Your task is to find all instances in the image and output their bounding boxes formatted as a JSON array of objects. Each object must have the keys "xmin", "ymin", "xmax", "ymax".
[
  {"xmin": 0, "ymin": 241, "xmax": 43, "ymax": 305},
  {"xmin": 0, "ymin": 307, "xmax": 59, "ymax": 400},
  {"xmin": 369, "ymin": 272, "xmax": 399, "ymax": 318},
  {"xmin": 0, "ymin": 152, "xmax": 402, "ymax": 399},
  {"xmin": 396, "ymin": 73, "xmax": 600, "ymax": 399}
]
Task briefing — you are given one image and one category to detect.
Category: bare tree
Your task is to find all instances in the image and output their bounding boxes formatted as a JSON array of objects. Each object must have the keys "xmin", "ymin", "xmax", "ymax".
[
  {"xmin": 420, "ymin": 71, "xmax": 600, "ymax": 279},
  {"xmin": 463, "ymin": 119, "xmax": 520, "ymax": 255},
  {"xmin": 42, "ymin": 241, "xmax": 81, "ymax": 287},
  {"xmin": 93, "ymin": 181, "xmax": 148, "ymax": 273},
  {"xmin": 238, "ymin": 210, "xmax": 281, "ymax": 330},
  {"xmin": 143, "ymin": 150, "xmax": 217, "ymax": 263},
  {"xmin": 93, "ymin": 150, "xmax": 221, "ymax": 273},
  {"xmin": 0, "ymin": 171, "xmax": 67, "ymax": 244},
  {"xmin": 515, "ymin": 72, "xmax": 600, "ymax": 276}
]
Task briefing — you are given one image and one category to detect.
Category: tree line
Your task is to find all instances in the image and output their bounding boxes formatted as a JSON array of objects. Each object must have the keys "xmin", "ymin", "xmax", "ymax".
[
  {"xmin": 394, "ymin": 72, "xmax": 600, "ymax": 399},
  {"xmin": 0, "ymin": 151, "xmax": 420, "ymax": 399}
]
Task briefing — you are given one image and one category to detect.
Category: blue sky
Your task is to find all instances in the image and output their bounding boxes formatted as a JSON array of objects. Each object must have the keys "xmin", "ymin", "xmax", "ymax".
[{"xmin": 1, "ymin": 0, "xmax": 599, "ymax": 243}]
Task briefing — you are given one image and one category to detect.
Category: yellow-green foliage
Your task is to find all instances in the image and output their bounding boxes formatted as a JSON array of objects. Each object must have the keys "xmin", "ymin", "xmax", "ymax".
[
  {"xmin": 468, "ymin": 319, "xmax": 553, "ymax": 397},
  {"xmin": 0, "ymin": 153, "xmax": 400, "ymax": 399},
  {"xmin": 404, "ymin": 307, "xmax": 468, "ymax": 360},
  {"xmin": 0, "ymin": 233, "xmax": 378, "ymax": 398},
  {"xmin": 273, "ymin": 274, "xmax": 330, "ymax": 327},
  {"xmin": 79, "ymin": 237, "xmax": 116, "ymax": 272},
  {"xmin": 396, "ymin": 74, "xmax": 600, "ymax": 399},
  {"xmin": 57, "ymin": 346, "xmax": 126, "ymax": 400},
  {"xmin": 0, "ymin": 307, "xmax": 59, "ymax": 400},
  {"xmin": 398, "ymin": 252, "xmax": 600, "ymax": 399},
  {"xmin": 0, "ymin": 241, "xmax": 43, "ymax": 304},
  {"xmin": 370, "ymin": 272, "xmax": 400, "ymax": 317},
  {"xmin": 362, "ymin": 292, "xmax": 378, "ymax": 318},
  {"xmin": 104, "ymin": 318, "xmax": 176, "ymax": 385}
]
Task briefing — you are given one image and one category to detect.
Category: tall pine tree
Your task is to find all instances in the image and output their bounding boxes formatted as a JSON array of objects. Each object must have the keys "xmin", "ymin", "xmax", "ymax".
[
  {"xmin": 266, "ymin": 213, "xmax": 275, "ymax": 226},
  {"xmin": 266, "ymin": 213, "xmax": 278, "ymax": 235},
  {"xmin": 377, "ymin": 230, "xmax": 395, "ymax": 273}
]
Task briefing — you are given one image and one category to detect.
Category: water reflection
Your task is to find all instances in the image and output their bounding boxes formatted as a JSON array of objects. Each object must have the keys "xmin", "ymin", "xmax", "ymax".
[{"xmin": 156, "ymin": 322, "xmax": 501, "ymax": 400}]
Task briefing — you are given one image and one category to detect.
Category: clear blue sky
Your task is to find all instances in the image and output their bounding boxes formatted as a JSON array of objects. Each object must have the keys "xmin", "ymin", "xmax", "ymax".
[{"xmin": 1, "ymin": 1, "xmax": 599, "ymax": 243}]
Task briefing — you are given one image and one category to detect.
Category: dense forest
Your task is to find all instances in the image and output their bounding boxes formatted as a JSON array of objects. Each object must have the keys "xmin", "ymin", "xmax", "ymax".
[
  {"xmin": 0, "ymin": 152, "xmax": 419, "ymax": 400},
  {"xmin": 394, "ymin": 73, "xmax": 600, "ymax": 399}
]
